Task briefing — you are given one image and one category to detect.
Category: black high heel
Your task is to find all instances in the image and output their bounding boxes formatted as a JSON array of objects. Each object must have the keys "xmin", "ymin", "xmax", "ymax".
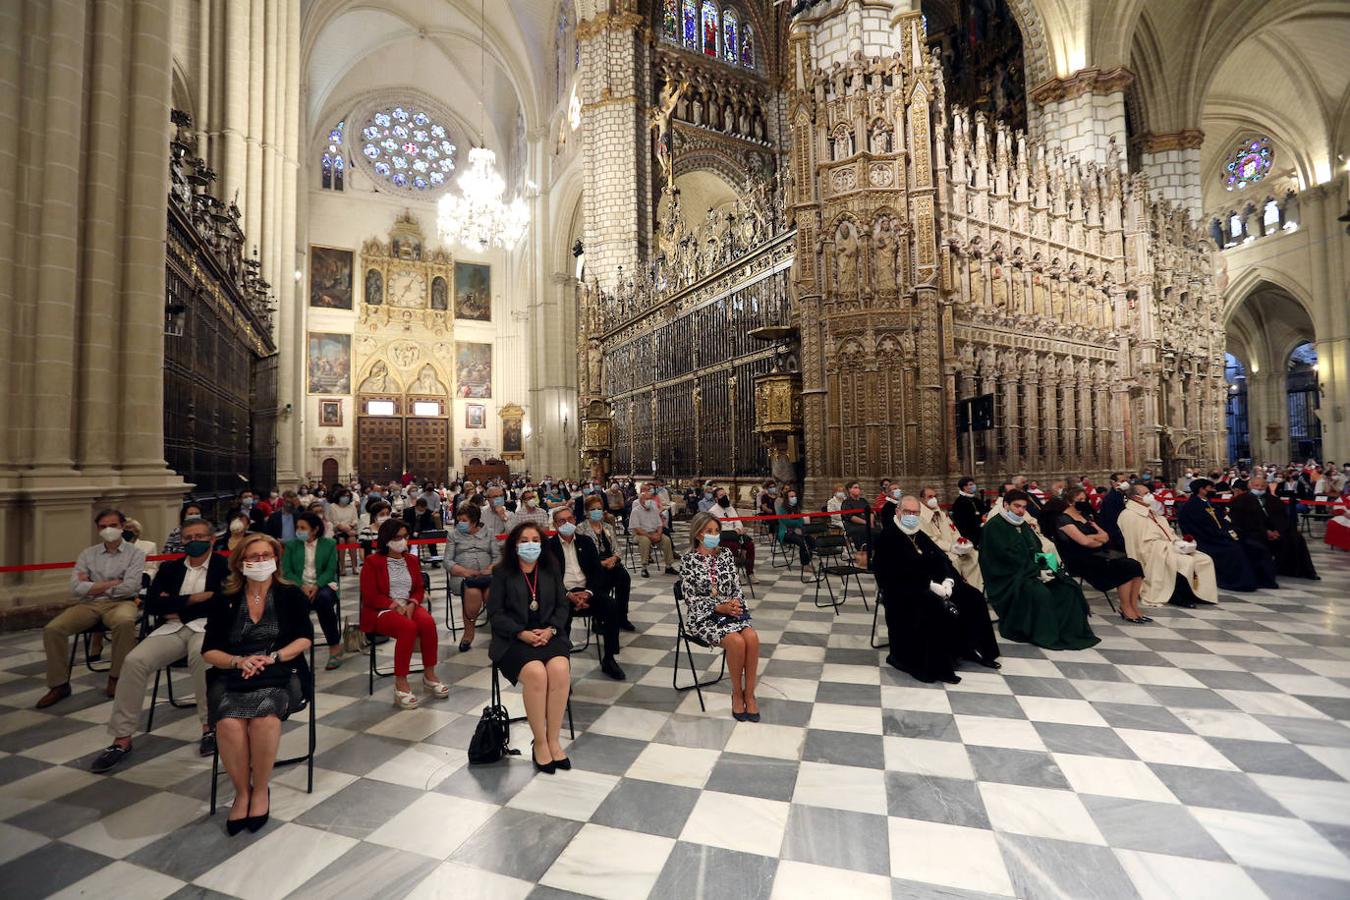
[
  {"xmin": 226, "ymin": 789, "xmax": 250, "ymax": 836},
  {"xmin": 532, "ymin": 741, "xmax": 556, "ymax": 774},
  {"xmin": 245, "ymin": 788, "xmax": 270, "ymax": 833}
]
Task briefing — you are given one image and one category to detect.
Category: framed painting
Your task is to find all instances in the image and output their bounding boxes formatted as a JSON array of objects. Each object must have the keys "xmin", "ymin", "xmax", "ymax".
[
  {"xmin": 502, "ymin": 417, "xmax": 522, "ymax": 453},
  {"xmin": 454, "ymin": 341, "xmax": 492, "ymax": 398},
  {"xmin": 454, "ymin": 262, "xmax": 491, "ymax": 321},
  {"xmin": 310, "ymin": 246, "xmax": 353, "ymax": 309},
  {"xmin": 307, "ymin": 332, "xmax": 351, "ymax": 394},
  {"xmin": 319, "ymin": 399, "xmax": 342, "ymax": 427},
  {"xmin": 465, "ymin": 403, "xmax": 486, "ymax": 429}
]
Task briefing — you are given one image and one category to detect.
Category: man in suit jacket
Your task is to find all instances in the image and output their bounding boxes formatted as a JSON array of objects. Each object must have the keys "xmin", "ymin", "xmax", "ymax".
[
  {"xmin": 91, "ymin": 517, "xmax": 228, "ymax": 773},
  {"xmin": 264, "ymin": 491, "xmax": 302, "ymax": 542},
  {"xmin": 949, "ymin": 477, "xmax": 989, "ymax": 547},
  {"xmin": 226, "ymin": 488, "xmax": 267, "ymax": 532},
  {"xmin": 545, "ymin": 506, "xmax": 625, "ymax": 680},
  {"xmin": 1228, "ymin": 477, "xmax": 1318, "ymax": 581},
  {"xmin": 402, "ymin": 498, "xmax": 438, "ymax": 535}
]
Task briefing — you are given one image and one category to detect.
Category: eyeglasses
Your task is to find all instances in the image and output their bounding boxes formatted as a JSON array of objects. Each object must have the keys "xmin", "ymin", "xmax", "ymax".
[{"xmin": 243, "ymin": 554, "xmax": 275, "ymax": 563}]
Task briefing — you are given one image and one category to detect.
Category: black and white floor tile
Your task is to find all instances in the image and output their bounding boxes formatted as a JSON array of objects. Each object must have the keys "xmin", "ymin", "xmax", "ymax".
[{"xmin": 0, "ymin": 529, "xmax": 1348, "ymax": 899}]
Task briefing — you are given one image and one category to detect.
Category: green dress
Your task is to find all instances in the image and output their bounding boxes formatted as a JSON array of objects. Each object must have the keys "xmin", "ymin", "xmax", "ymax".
[{"xmin": 979, "ymin": 514, "xmax": 1100, "ymax": 651}]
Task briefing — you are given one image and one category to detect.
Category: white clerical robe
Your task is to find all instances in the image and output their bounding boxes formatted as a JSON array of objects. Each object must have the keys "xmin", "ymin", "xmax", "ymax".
[
  {"xmin": 985, "ymin": 497, "xmax": 1056, "ymax": 555},
  {"xmin": 1118, "ymin": 502, "xmax": 1219, "ymax": 607},
  {"xmin": 919, "ymin": 505, "xmax": 983, "ymax": 590}
]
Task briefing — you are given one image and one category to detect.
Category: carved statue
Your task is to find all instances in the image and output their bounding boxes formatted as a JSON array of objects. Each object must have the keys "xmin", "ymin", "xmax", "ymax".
[
  {"xmin": 835, "ymin": 220, "xmax": 860, "ymax": 292},
  {"xmin": 410, "ymin": 364, "xmax": 445, "ymax": 395},
  {"xmin": 359, "ymin": 360, "xmax": 394, "ymax": 393},
  {"xmin": 872, "ymin": 217, "xmax": 897, "ymax": 290},
  {"xmin": 650, "ymin": 79, "xmax": 687, "ymax": 189}
]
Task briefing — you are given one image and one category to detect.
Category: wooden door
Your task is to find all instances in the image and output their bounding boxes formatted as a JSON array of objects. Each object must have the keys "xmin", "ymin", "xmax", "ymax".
[
  {"xmin": 321, "ymin": 457, "xmax": 339, "ymax": 487},
  {"xmin": 405, "ymin": 417, "xmax": 448, "ymax": 482},
  {"xmin": 357, "ymin": 416, "xmax": 403, "ymax": 483}
]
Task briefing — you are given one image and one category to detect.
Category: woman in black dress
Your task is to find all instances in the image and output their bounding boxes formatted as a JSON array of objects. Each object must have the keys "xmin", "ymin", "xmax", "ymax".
[
  {"xmin": 1048, "ymin": 487, "xmax": 1150, "ymax": 624},
  {"xmin": 872, "ymin": 496, "xmax": 1000, "ymax": 684},
  {"xmin": 488, "ymin": 523, "xmax": 573, "ymax": 774},
  {"xmin": 201, "ymin": 534, "xmax": 313, "ymax": 834}
]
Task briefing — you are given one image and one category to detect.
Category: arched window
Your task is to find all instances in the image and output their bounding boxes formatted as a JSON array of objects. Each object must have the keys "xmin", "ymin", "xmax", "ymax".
[
  {"xmin": 722, "ymin": 9, "xmax": 739, "ymax": 63},
  {"xmin": 683, "ymin": 0, "xmax": 698, "ymax": 48},
  {"xmin": 741, "ymin": 24, "xmax": 754, "ymax": 67},
  {"xmin": 1223, "ymin": 137, "xmax": 1272, "ymax": 192},
  {"xmin": 321, "ymin": 121, "xmax": 345, "ymax": 191},
  {"xmin": 356, "ymin": 105, "xmax": 456, "ymax": 195},
  {"xmin": 663, "ymin": 0, "xmax": 679, "ymax": 39},
  {"xmin": 701, "ymin": 2, "xmax": 718, "ymax": 56},
  {"xmin": 1262, "ymin": 198, "xmax": 1280, "ymax": 233},
  {"xmin": 1286, "ymin": 342, "xmax": 1321, "ymax": 461}
]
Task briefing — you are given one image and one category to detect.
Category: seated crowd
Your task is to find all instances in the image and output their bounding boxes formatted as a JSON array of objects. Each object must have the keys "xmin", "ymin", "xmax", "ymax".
[{"xmin": 27, "ymin": 461, "xmax": 1337, "ymax": 836}]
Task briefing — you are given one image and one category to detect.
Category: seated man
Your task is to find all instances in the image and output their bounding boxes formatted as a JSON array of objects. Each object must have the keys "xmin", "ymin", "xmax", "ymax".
[
  {"xmin": 91, "ymin": 517, "xmax": 227, "ymax": 771},
  {"xmin": 402, "ymin": 497, "xmax": 438, "ymax": 535},
  {"xmin": 507, "ymin": 487, "xmax": 552, "ymax": 532},
  {"xmin": 1097, "ymin": 473, "xmax": 1130, "ymax": 551},
  {"xmin": 710, "ymin": 489, "xmax": 757, "ymax": 584},
  {"xmin": 949, "ymin": 477, "xmax": 988, "ymax": 547},
  {"xmin": 545, "ymin": 506, "xmax": 625, "ymax": 680},
  {"xmin": 630, "ymin": 487, "xmax": 676, "ymax": 577},
  {"xmin": 264, "ymin": 490, "xmax": 302, "ymax": 542},
  {"xmin": 1176, "ymin": 478, "xmax": 1271, "ymax": 590},
  {"xmin": 1119, "ymin": 484, "xmax": 1218, "ymax": 608},
  {"xmin": 37, "ymin": 509, "xmax": 146, "ymax": 708},
  {"xmin": 916, "ymin": 486, "xmax": 982, "ymax": 590},
  {"xmin": 1228, "ymin": 475, "xmax": 1319, "ymax": 580}
]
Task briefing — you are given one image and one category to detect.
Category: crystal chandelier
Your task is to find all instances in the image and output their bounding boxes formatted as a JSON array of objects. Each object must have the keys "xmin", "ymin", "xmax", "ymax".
[
  {"xmin": 436, "ymin": 0, "xmax": 529, "ymax": 252},
  {"xmin": 437, "ymin": 147, "xmax": 528, "ymax": 252}
]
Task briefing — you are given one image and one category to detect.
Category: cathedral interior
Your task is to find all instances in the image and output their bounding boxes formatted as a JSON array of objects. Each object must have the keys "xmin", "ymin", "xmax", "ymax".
[{"xmin": 0, "ymin": 2, "xmax": 1348, "ymax": 898}]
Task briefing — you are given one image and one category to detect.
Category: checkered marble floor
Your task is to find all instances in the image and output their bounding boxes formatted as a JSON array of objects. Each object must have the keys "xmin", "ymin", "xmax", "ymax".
[{"xmin": 0, "ymin": 530, "xmax": 1348, "ymax": 900}]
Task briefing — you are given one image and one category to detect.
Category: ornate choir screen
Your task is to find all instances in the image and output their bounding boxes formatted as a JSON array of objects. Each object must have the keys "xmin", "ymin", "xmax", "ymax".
[{"xmin": 164, "ymin": 110, "xmax": 278, "ymax": 497}]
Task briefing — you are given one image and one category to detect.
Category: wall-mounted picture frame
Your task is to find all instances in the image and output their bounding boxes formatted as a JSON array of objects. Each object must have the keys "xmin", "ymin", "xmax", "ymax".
[
  {"xmin": 307, "ymin": 332, "xmax": 351, "ymax": 394},
  {"xmin": 465, "ymin": 403, "xmax": 486, "ymax": 429},
  {"xmin": 309, "ymin": 246, "xmax": 353, "ymax": 309},
  {"xmin": 319, "ymin": 399, "xmax": 342, "ymax": 427}
]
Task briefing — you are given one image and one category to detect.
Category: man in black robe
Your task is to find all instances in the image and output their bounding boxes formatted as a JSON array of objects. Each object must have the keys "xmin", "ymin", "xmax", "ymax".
[
  {"xmin": 872, "ymin": 495, "xmax": 1000, "ymax": 684},
  {"xmin": 1228, "ymin": 476, "xmax": 1319, "ymax": 581},
  {"xmin": 1177, "ymin": 479, "xmax": 1269, "ymax": 591},
  {"xmin": 950, "ymin": 476, "xmax": 989, "ymax": 547}
]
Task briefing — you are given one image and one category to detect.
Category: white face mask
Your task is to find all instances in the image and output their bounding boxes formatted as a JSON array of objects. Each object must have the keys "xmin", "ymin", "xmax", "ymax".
[
  {"xmin": 376, "ymin": 515, "xmax": 390, "ymax": 524},
  {"xmin": 387, "ymin": 539, "xmax": 408, "ymax": 553},
  {"xmin": 924, "ymin": 497, "xmax": 939, "ymax": 509},
  {"xmin": 1117, "ymin": 481, "xmax": 1130, "ymax": 491},
  {"xmin": 230, "ymin": 520, "xmax": 246, "ymax": 533},
  {"xmin": 834, "ymin": 491, "xmax": 845, "ymax": 500},
  {"xmin": 98, "ymin": 526, "xmax": 122, "ymax": 543},
  {"xmin": 242, "ymin": 560, "xmax": 276, "ymax": 581}
]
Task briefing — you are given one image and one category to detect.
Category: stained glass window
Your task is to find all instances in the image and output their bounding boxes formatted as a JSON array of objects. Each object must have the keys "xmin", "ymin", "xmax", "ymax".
[
  {"xmin": 722, "ymin": 9, "xmax": 738, "ymax": 63},
  {"xmin": 321, "ymin": 121, "xmax": 345, "ymax": 191},
  {"xmin": 683, "ymin": 0, "xmax": 697, "ymax": 47},
  {"xmin": 741, "ymin": 24, "xmax": 754, "ymax": 68},
  {"xmin": 664, "ymin": 0, "xmax": 679, "ymax": 39},
  {"xmin": 1224, "ymin": 137, "xmax": 1273, "ymax": 191},
  {"xmin": 702, "ymin": 1, "xmax": 718, "ymax": 56},
  {"xmin": 357, "ymin": 106, "xmax": 456, "ymax": 194}
]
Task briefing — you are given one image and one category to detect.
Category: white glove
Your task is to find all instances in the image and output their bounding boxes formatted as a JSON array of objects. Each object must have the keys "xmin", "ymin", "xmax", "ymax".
[
  {"xmin": 942, "ymin": 577, "xmax": 955, "ymax": 595},
  {"xmin": 928, "ymin": 581, "xmax": 946, "ymax": 597},
  {"xmin": 1038, "ymin": 569, "xmax": 1055, "ymax": 583}
]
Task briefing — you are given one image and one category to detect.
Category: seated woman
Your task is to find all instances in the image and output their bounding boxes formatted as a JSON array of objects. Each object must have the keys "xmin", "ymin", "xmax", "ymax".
[
  {"xmin": 873, "ymin": 496, "xmax": 1000, "ymax": 684},
  {"xmin": 448, "ymin": 503, "xmax": 499, "ymax": 652},
  {"xmin": 979, "ymin": 490, "xmax": 1100, "ymax": 651},
  {"xmin": 201, "ymin": 533, "xmax": 313, "ymax": 835},
  {"xmin": 775, "ymin": 486, "xmax": 813, "ymax": 579},
  {"xmin": 325, "ymin": 487, "xmax": 361, "ymax": 576},
  {"xmin": 359, "ymin": 518, "xmax": 449, "ymax": 709},
  {"xmin": 1048, "ymin": 487, "xmax": 1150, "ymax": 624},
  {"xmin": 679, "ymin": 513, "xmax": 762, "ymax": 721},
  {"xmin": 164, "ymin": 500, "xmax": 207, "ymax": 554},
  {"xmin": 281, "ymin": 512, "xmax": 345, "ymax": 669},
  {"xmin": 488, "ymin": 524, "xmax": 573, "ymax": 773},
  {"xmin": 710, "ymin": 490, "xmax": 757, "ymax": 584}
]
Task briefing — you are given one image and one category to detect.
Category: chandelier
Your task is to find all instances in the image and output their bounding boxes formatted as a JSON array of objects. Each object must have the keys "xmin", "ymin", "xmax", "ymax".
[
  {"xmin": 437, "ymin": 147, "xmax": 528, "ymax": 252},
  {"xmin": 436, "ymin": 0, "xmax": 529, "ymax": 252}
]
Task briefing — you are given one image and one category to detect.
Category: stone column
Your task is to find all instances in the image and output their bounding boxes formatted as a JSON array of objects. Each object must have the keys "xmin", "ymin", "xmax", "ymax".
[
  {"xmin": 1028, "ymin": 68, "xmax": 1133, "ymax": 169},
  {"xmin": 1139, "ymin": 131, "xmax": 1204, "ymax": 224}
]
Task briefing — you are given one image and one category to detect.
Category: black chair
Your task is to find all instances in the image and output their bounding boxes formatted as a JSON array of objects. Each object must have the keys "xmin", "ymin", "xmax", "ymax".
[
  {"xmin": 869, "ymin": 586, "xmax": 889, "ymax": 648},
  {"xmin": 720, "ymin": 533, "xmax": 757, "ymax": 600},
  {"xmin": 671, "ymin": 582, "xmax": 728, "ymax": 711},
  {"xmin": 489, "ymin": 663, "xmax": 575, "ymax": 742},
  {"xmin": 66, "ymin": 623, "xmax": 114, "ymax": 675},
  {"xmin": 416, "ymin": 529, "xmax": 448, "ymax": 569},
  {"xmin": 808, "ymin": 533, "xmax": 851, "ymax": 613},
  {"xmin": 365, "ymin": 571, "xmax": 431, "ymax": 694},
  {"xmin": 141, "ymin": 612, "xmax": 196, "ymax": 732},
  {"xmin": 209, "ymin": 643, "xmax": 316, "ymax": 814},
  {"xmin": 1051, "ymin": 534, "xmax": 1119, "ymax": 615}
]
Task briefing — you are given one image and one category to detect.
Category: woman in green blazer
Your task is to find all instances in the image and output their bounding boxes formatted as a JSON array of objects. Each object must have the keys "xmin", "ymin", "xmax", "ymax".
[{"xmin": 282, "ymin": 512, "xmax": 345, "ymax": 669}]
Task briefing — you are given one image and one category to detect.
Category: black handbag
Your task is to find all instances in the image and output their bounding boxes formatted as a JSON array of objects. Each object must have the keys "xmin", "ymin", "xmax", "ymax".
[{"xmin": 468, "ymin": 703, "xmax": 519, "ymax": 765}]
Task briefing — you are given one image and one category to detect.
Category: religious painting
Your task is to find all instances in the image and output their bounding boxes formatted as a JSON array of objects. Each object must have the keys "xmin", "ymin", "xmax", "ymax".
[
  {"xmin": 307, "ymin": 332, "xmax": 351, "ymax": 394},
  {"xmin": 309, "ymin": 246, "xmax": 353, "ymax": 309},
  {"xmin": 365, "ymin": 268, "xmax": 383, "ymax": 306},
  {"xmin": 319, "ymin": 399, "xmax": 342, "ymax": 427},
  {"xmin": 454, "ymin": 263, "xmax": 491, "ymax": 321},
  {"xmin": 465, "ymin": 403, "xmax": 486, "ymax": 429},
  {"xmin": 455, "ymin": 341, "xmax": 493, "ymax": 398},
  {"xmin": 502, "ymin": 417, "xmax": 522, "ymax": 453},
  {"xmin": 431, "ymin": 275, "xmax": 449, "ymax": 311}
]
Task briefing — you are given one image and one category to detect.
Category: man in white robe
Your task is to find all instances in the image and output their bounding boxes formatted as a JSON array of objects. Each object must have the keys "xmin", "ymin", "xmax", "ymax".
[
  {"xmin": 1119, "ymin": 484, "xmax": 1218, "ymax": 607},
  {"xmin": 918, "ymin": 487, "xmax": 982, "ymax": 590}
]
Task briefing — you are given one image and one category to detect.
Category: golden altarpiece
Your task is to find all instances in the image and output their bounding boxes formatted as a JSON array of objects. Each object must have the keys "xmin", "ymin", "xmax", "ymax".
[
  {"xmin": 353, "ymin": 213, "xmax": 456, "ymax": 482},
  {"xmin": 580, "ymin": 8, "xmax": 1226, "ymax": 496}
]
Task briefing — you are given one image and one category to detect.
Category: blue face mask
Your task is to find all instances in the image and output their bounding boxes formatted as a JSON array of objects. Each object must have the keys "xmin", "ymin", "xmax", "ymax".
[
  {"xmin": 588, "ymin": 509, "xmax": 603, "ymax": 521},
  {"xmin": 1250, "ymin": 488, "xmax": 1266, "ymax": 496},
  {"xmin": 517, "ymin": 541, "xmax": 542, "ymax": 562},
  {"xmin": 788, "ymin": 496, "xmax": 798, "ymax": 506},
  {"xmin": 1002, "ymin": 509, "xmax": 1025, "ymax": 525},
  {"xmin": 899, "ymin": 514, "xmax": 920, "ymax": 530},
  {"xmin": 456, "ymin": 521, "xmax": 470, "ymax": 534},
  {"xmin": 295, "ymin": 530, "xmax": 311, "ymax": 542},
  {"xmin": 492, "ymin": 497, "xmax": 505, "ymax": 506},
  {"xmin": 559, "ymin": 521, "xmax": 578, "ymax": 537},
  {"xmin": 339, "ymin": 496, "xmax": 351, "ymax": 506},
  {"xmin": 702, "ymin": 533, "xmax": 721, "ymax": 550}
]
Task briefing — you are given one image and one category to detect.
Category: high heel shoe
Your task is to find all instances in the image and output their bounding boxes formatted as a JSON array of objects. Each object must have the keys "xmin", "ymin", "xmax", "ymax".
[
  {"xmin": 226, "ymin": 789, "xmax": 250, "ymax": 835},
  {"xmin": 531, "ymin": 741, "xmax": 556, "ymax": 774},
  {"xmin": 553, "ymin": 753, "xmax": 572, "ymax": 770},
  {"xmin": 1119, "ymin": 613, "xmax": 1151, "ymax": 625},
  {"xmin": 245, "ymin": 788, "xmax": 270, "ymax": 833}
]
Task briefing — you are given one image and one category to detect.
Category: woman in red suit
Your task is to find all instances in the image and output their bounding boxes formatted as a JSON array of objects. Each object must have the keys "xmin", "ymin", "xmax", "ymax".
[{"xmin": 360, "ymin": 518, "xmax": 449, "ymax": 709}]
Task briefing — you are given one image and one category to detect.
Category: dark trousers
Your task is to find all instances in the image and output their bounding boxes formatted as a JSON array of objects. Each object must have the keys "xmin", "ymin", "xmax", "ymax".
[
  {"xmin": 782, "ymin": 532, "xmax": 813, "ymax": 565},
  {"xmin": 312, "ymin": 585, "xmax": 341, "ymax": 646},
  {"xmin": 588, "ymin": 563, "xmax": 631, "ymax": 657}
]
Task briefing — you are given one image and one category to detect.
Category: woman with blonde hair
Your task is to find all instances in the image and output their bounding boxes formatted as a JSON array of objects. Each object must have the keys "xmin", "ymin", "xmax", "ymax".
[
  {"xmin": 201, "ymin": 533, "xmax": 313, "ymax": 834},
  {"xmin": 679, "ymin": 512, "xmax": 762, "ymax": 721}
]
